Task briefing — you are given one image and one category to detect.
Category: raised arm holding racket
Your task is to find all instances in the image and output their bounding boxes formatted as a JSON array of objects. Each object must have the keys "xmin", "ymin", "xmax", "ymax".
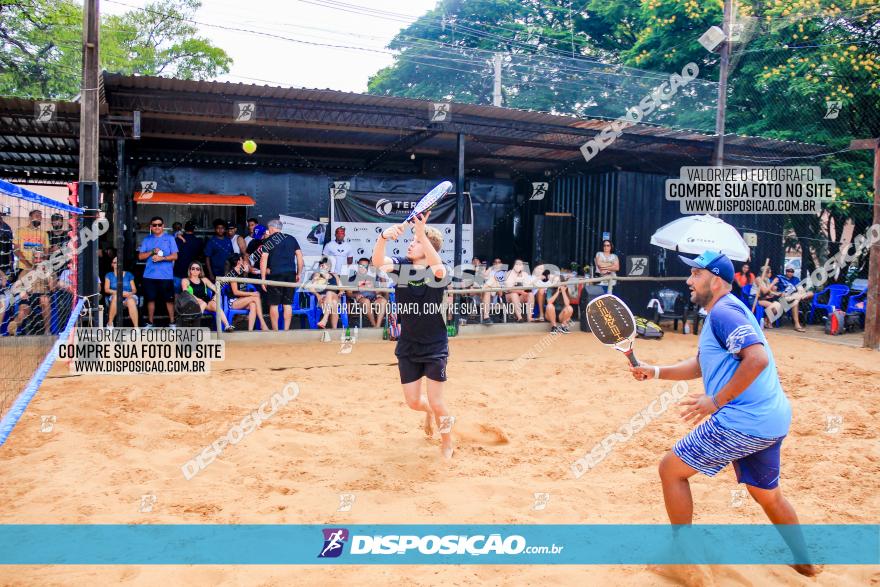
[{"xmin": 372, "ymin": 180, "xmax": 455, "ymax": 460}]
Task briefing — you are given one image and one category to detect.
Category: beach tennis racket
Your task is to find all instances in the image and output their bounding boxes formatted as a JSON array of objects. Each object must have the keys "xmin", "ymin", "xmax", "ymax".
[
  {"xmin": 585, "ymin": 294, "xmax": 640, "ymax": 367},
  {"xmin": 403, "ymin": 180, "xmax": 453, "ymax": 223}
]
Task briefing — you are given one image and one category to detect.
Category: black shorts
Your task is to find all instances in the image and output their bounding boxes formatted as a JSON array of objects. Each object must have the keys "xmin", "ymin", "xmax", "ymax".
[
  {"xmin": 142, "ymin": 278, "xmax": 175, "ymax": 303},
  {"xmin": 266, "ymin": 272, "xmax": 296, "ymax": 306},
  {"xmin": 397, "ymin": 355, "xmax": 448, "ymax": 384}
]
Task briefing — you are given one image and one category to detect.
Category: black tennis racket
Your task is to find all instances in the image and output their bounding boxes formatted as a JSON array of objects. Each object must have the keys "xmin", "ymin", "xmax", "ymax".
[{"xmin": 585, "ymin": 294, "xmax": 640, "ymax": 367}]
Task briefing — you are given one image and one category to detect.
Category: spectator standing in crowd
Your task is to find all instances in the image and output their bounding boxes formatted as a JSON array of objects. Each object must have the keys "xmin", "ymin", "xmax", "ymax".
[
  {"xmin": 13, "ymin": 209, "xmax": 49, "ymax": 273},
  {"xmin": 260, "ymin": 219, "xmax": 304, "ymax": 330},
  {"xmin": 0, "ymin": 208, "xmax": 13, "ymax": 278},
  {"xmin": 173, "ymin": 221, "xmax": 203, "ymax": 291},
  {"xmin": 47, "ymin": 213, "xmax": 69, "ymax": 260},
  {"xmin": 245, "ymin": 224, "xmax": 267, "ymax": 277},
  {"xmin": 181, "ymin": 260, "xmax": 232, "ymax": 330},
  {"xmin": 228, "ymin": 222, "xmax": 247, "ymax": 256},
  {"xmin": 225, "ymin": 253, "xmax": 269, "ymax": 331},
  {"xmin": 171, "ymin": 221, "xmax": 183, "ymax": 239},
  {"xmin": 595, "ymin": 239, "xmax": 620, "ymax": 290},
  {"xmin": 204, "ymin": 219, "xmax": 233, "ymax": 281},
  {"xmin": 244, "ymin": 217, "xmax": 259, "ymax": 247},
  {"xmin": 105, "ymin": 256, "xmax": 138, "ymax": 327},
  {"xmin": 323, "ymin": 226, "xmax": 353, "ymax": 274},
  {"xmin": 138, "ymin": 216, "xmax": 178, "ymax": 327},
  {"xmin": 505, "ymin": 258, "xmax": 535, "ymax": 323}
]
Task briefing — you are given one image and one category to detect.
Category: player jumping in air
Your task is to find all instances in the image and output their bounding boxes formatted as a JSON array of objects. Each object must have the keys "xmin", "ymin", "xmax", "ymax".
[
  {"xmin": 630, "ymin": 250, "xmax": 819, "ymax": 578},
  {"xmin": 372, "ymin": 212, "xmax": 455, "ymax": 459}
]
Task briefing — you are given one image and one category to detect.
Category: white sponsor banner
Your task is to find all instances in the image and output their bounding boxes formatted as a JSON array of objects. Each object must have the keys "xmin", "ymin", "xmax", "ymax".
[{"xmin": 337, "ymin": 222, "xmax": 472, "ymax": 267}]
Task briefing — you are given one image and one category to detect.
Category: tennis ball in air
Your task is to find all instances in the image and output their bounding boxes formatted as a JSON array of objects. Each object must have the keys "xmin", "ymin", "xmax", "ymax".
[{"xmin": 242, "ymin": 140, "xmax": 257, "ymax": 154}]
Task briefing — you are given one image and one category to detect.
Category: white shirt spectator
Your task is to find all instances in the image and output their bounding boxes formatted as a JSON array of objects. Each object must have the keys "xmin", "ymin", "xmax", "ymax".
[{"xmin": 322, "ymin": 239, "xmax": 352, "ymax": 273}]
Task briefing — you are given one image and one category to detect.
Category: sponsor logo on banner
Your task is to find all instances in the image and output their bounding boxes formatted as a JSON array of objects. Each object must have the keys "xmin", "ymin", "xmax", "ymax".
[{"xmin": 376, "ymin": 198, "xmax": 393, "ymax": 215}]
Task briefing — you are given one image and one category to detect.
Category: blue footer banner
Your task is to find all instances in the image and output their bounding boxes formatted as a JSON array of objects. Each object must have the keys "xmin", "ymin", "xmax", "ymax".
[{"xmin": 0, "ymin": 525, "xmax": 877, "ymax": 565}]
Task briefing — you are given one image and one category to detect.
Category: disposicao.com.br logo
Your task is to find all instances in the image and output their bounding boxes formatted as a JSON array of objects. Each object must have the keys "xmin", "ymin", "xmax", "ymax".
[{"xmin": 318, "ymin": 528, "xmax": 564, "ymax": 558}]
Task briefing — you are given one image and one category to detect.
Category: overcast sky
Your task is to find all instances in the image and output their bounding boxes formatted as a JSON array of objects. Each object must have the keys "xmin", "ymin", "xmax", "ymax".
[{"xmin": 102, "ymin": 0, "xmax": 438, "ymax": 93}]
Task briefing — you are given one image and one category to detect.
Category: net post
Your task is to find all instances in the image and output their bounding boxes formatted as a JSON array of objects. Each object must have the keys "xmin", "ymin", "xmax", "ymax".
[{"xmin": 78, "ymin": 181, "xmax": 100, "ymax": 327}]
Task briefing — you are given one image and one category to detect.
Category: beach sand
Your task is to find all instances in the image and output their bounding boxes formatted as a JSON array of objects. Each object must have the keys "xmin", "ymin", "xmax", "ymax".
[{"xmin": 1, "ymin": 329, "xmax": 878, "ymax": 585}]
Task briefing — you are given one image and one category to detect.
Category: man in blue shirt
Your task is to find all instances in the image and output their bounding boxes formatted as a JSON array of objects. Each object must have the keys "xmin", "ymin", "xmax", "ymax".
[
  {"xmin": 203, "ymin": 219, "xmax": 233, "ymax": 281},
  {"xmin": 630, "ymin": 250, "xmax": 818, "ymax": 578},
  {"xmin": 138, "ymin": 216, "xmax": 178, "ymax": 327}
]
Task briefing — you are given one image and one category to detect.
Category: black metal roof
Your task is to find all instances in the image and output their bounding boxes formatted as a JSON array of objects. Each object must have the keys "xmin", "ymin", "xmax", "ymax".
[{"xmin": 0, "ymin": 72, "xmax": 831, "ymax": 185}]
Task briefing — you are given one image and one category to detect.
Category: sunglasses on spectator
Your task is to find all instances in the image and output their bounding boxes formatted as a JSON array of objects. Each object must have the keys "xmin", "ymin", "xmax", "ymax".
[
  {"xmin": 190, "ymin": 266, "xmax": 201, "ymax": 271},
  {"xmin": 151, "ymin": 222, "xmax": 163, "ymax": 227}
]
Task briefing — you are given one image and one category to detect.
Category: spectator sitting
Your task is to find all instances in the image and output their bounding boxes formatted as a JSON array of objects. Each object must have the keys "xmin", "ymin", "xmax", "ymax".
[
  {"xmin": 10, "ymin": 249, "xmax": 52, "ymax": 336},
  {"xmin": 594, "ymin": 239, "xmax": 620, "ymax": 291},
  {"xmin": 505, "ymin": 258, "xmax": 535, "ymax": 322},
  {"xmin": 203, "ymin": 219, "xmax": 233, "ymax": 281},
  {"xmin": 308, "ymin": 257, "xmax": 341, "ymax": 329},
  {"xmin": 351, "ymin": 257, "xmax": 387, "ymax": 327},
  {"xmin": 545, "ymin": 273, "xmax": 573, "ymax": 333},
  {"xmin": 478, "ymin": 258, "xmax": 506, "ymax": 325},
  {"xmin": 774, "ymin": 266, "xmax": 813, "ymax": 332},
  {"xmin": 755, "ymin": 265, "xmax": 782, "ymax": 328},
  {"xmin": 7, "ymin": 210, "xmax": 52, "ymax": 335},
  {"xmin": 105, "ymin": 256, "xmax": 139, "ymax": 328},
  {"xmin": 225, "ymin": 253, "xmax": 268, "ymax": 331},
  {"xmin": 181, "ymin": 261, "xmax": 232, "ymax": 331},
  {"xmin": 532, "ymin": 259, "xmax": 550, "ymax": 322},
  {"xmin": 732, "ymin": 262, "xmax": 756, "ymax": 300},
  {"xmin": 173, "ymin": 220, "xmax": 204, "ymax": 292}
]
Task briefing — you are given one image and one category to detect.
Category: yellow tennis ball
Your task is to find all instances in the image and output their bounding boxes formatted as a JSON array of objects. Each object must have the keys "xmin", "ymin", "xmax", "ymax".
[{"xmin": 242, "ymin": 140, "xmax": 257, "ymax": 154}]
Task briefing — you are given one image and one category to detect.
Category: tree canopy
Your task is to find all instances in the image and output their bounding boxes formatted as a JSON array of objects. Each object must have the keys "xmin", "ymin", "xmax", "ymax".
[{"xmin": 0, "ymin": 0, "xmax": 232, "ymax": 99}]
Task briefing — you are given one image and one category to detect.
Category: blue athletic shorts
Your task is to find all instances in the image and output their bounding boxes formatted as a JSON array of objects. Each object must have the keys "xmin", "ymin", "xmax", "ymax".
[{"xmin": 673, "ymin": 416, "xmax": 785, "ymax": 490}]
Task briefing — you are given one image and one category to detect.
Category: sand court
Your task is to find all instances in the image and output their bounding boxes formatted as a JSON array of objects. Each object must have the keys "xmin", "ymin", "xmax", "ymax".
[{"xmin": 0, "ymin": 330, "xmax": 878, "ymax": 585}]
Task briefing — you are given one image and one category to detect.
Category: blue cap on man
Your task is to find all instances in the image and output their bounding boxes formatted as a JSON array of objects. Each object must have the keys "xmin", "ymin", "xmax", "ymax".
[{"xmin": 678, "ymin": 250, "xmax": 735, "ymax": 283}]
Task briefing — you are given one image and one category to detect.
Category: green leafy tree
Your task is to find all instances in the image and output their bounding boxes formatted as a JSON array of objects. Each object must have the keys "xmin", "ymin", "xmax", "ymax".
[{"xmin": 0, "ymin": 0, "xmax": 232, "ymax": 99}]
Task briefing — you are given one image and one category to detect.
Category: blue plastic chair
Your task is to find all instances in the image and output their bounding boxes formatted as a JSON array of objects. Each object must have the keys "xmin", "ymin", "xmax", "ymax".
[
  {"xmin": 808, "ymin": 284, "xmax": 850, "ymax": 324},
  {"xmin": 276, "ymin": 286, "xmax": 318, "ymax": 330},
  {"xmin": 847, "ymin": 289, "xmax": 867, "ymax": 328}
]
